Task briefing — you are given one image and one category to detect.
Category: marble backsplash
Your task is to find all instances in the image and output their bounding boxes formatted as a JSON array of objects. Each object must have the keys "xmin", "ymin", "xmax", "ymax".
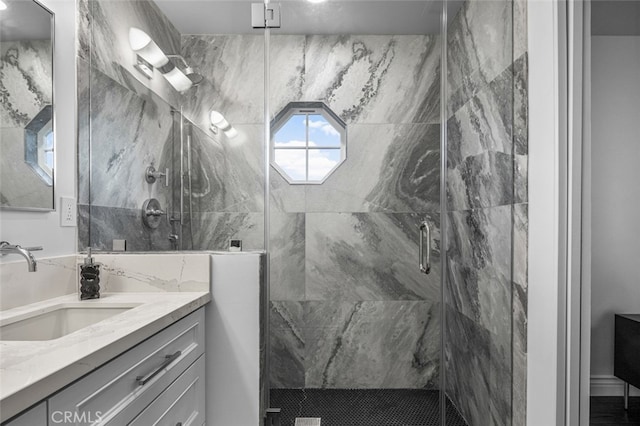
[
  {"xmin": 87, "ymin": 253, "xmax": 209, "ymax": 292},
  {"xmin": 0, "ymin": 252, "xmax": 209, "ymax": 311},
  {"xmin": 0, "ymin": 256, "xmax": 76, "ymax": 311}
]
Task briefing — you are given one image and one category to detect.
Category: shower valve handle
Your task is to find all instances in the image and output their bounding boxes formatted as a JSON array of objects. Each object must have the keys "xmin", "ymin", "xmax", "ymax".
[
  {"xmin": 146, "ymin": 209, "xmax": 166, "ymax": 217},
  {"xmin": 145, "ymin": 166, "xmax": 169, "ymax": 187}
]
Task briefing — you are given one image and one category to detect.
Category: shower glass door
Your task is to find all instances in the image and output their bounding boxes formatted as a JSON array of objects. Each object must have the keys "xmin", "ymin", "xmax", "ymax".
[
  {"xmin": 265, "ymin": 1, "xmax": 448, "ymax": 424},
  {"xmin": 442, "ymin": 0, "xmax": 524, "ymax": 424}
]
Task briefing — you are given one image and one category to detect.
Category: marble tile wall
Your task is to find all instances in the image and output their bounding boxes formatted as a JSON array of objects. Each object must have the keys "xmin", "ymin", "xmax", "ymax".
[
  {"xmin": 77, "ymin": 0, "xmax": 265, "ymax": 252},
  {"xmin": 0, "ymin": 41, "xmax": 52, "ymax": 129},
  {"xmin": 82, "ymin": 0, "xmax": 183, "ymax": 107},
  {"xmin": 74, "ymin": 0, "xmax": 529, "ymax": 407},
  {"xmin": 76, "ymin": 60, "xmax": 176, "ymax": 250},
  {"xmin": 271, "ymin": 35, "xmax": 441, "ymax": 126},
  {"xmin": 270, "ymin": 300, "xmax": 441, "ymax": 389},
  {"xmin": 177, "ymin": 37, "xmax": 266, "ymax": 251},
  {"xmin": 181, "ymin": 35, "xmax": 265, "ymax": 129},
  {"xmin": 1, "ymin": 40, "xmax": 53, "ymax": 208},
  {"xmin": 257, "ymin": 35, "xmax": 443, "ymax": 389},
  {"xmin": 77, "ymin": 0, "xmax": 178, "ymax": 251},
  {"xmin": 444, "ymin": 0, "xmax": 528, "ymax": 425}
]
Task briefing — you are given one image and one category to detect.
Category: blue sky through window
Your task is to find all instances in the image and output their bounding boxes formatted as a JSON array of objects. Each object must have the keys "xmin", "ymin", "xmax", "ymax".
[
  {"xmin": 274, "ymin": 114, "xmax": 306, "ymax": 147},
  {"xmin": 272, "ymin": 110, "xmax": 344, "ymax": 182},
  {"xmin": 44, "ymin": 130, "xmax": 54, "ymax": 170},
  {"xmin": 308, "ymin": 115, "xmax": 341, "ymax": 147}
]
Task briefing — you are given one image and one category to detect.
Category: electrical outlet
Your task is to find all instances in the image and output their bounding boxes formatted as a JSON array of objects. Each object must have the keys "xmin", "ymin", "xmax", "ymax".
[{"xmin": 60, "ymin": 197, "xmax": 76, "ymax": 227}]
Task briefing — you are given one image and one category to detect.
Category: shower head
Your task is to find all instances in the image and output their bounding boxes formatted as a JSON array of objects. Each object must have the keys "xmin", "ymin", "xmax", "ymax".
[{"xmin": 167, "ymin": 55, "xmax": 204, "ymax": 86}]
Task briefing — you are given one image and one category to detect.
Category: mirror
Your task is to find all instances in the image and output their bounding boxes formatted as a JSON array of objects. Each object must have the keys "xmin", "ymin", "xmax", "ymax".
[{"xmin": 0, "ymin": 0, "xmax": 54, "ymax": 211}]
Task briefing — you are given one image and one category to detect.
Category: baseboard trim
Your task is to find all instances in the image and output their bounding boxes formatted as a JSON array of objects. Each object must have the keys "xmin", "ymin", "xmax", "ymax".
[{"xmin": 591, "ymin": 375, "xmax": 640, "ymax": 397}]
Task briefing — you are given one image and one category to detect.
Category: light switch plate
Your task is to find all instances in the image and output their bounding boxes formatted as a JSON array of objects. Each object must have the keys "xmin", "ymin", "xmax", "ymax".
[{"xmin": 60, "ymin": 197, "xmax": 76, "ymax": 227}]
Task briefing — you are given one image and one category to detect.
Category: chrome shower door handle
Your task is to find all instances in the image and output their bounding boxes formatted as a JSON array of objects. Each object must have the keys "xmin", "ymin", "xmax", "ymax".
[{"xmin": 419, "ymin": 221, "xmax": 431, "ymax": 274}]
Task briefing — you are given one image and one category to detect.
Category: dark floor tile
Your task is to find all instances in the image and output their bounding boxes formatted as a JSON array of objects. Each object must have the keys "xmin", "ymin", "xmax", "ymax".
[
  {"xmin": 590, "ymin": 396, "xmax": 640, "ymax": 425},
  {"xmin": 270, "ymin": 389, "xmax": 467, "ymax": 426}
]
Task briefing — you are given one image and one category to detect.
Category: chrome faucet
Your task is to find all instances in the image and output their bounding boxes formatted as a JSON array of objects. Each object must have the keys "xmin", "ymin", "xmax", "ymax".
[{"xmin": 0, "ymin": 241, "xmax": 43, "ymax": 272}]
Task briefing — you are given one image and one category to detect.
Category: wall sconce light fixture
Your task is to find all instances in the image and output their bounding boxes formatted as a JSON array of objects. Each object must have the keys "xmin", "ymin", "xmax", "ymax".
[
  {"xmin": 128, "ymin": 27, "xmax": 192, "ymax": 92},
  {"xmin": 210, "ymin": 111, "xmax": 238, "ymax": 138},
  {"xmin": 134, "ymin": 55, "xmax": 154, "ymax": 79}
]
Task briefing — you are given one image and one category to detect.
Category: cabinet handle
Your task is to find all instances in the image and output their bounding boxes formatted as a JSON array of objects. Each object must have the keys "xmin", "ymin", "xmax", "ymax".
[{"xmin": 135, "ymin": 351, "xmax": 182, "ymax": 386}]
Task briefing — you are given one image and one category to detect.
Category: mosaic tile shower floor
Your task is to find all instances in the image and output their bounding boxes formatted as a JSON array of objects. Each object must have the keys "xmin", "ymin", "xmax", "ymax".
[{"xmin": 270, "ymin": 389, "xmax": 468, "ymax": 426}]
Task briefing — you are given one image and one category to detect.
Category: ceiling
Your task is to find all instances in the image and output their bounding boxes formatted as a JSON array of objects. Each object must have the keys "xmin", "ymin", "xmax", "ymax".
[{"xmin": 154, "ymin": 0, "xmax": 462, "ymax": 36}]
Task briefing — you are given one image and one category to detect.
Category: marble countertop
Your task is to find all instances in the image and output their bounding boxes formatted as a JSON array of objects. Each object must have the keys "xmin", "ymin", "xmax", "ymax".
[{"xmin": 0, "ymin": 291, "xmax": 210, "ymax": 422}]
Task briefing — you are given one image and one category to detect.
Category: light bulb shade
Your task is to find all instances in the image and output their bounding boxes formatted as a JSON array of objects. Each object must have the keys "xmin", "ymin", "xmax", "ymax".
[
  {"xmin": 129, "ymin": 27, "xmax": 168, "ymax": 68},
  {"xmin": 224, "ymin": 127, "xmax": 239, "ymax": 139},
  {"xmin": 0, "ymin": 1, "xmax": 7, "ymax": 11},
  {"xmin": 163, "ymin": 67, "xmax": 193, "ymax": 92},
  {"xmin": 210, "ymin": 111, "xmax": 229, "ymax": 129}
]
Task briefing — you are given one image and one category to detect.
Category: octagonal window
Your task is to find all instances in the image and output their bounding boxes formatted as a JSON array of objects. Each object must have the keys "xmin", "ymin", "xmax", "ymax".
[
  {"xmin": 24, "ymin": 105, "xmax": 53, "ymax": 186},
  {"xmin": 271, "ymin": 102, "xmax": 346, "ymax": 184}
]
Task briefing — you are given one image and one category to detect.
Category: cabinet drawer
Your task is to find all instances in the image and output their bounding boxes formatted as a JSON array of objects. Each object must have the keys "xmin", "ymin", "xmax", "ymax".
[
  {"xmin": 3, "ymin": 402, "xmax": 46, "ymax": 426},
  {"xmin": 48, "ymin": 308, "xmax": 204, "ymax": 425},
  {"xmin": 130, "ymin": 355, "xmax": 205, "ymax": 426}
]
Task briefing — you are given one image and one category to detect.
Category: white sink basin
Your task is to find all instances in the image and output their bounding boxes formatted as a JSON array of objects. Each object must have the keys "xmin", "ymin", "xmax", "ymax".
[{"xmin": 0, "ymin": 303, "xmax": 140, "ymax": 341}]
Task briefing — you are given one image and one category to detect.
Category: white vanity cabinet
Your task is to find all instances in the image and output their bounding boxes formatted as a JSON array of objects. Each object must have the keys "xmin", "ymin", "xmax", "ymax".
[
  {"xmin": 46, "ymin": 308, "xmax": 205, "ymax": 426},
  {"xmin": 129, "ymin": 355, "xmax": 205, "ymax": 425},
  {"xmin": 3, "ymin": 402, "xmax": 46, "ymax": 426}
]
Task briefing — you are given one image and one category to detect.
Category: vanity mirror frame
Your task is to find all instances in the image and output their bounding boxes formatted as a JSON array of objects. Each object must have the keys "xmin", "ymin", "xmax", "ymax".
[{"xmin": 0, "ymin": 0, "xmax": 55, "ymax": 212}]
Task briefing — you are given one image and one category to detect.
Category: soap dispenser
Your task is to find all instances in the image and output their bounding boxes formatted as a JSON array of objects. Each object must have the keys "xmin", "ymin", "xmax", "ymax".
[{"xmin": 80, "ymin": 248, "xmax": 101, "ymax": 300}]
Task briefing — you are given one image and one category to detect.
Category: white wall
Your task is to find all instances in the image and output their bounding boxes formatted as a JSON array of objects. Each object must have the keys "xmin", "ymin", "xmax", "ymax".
[
  {"xmin": 590, "ymin": 36, "xmax": 640, "ymax": 392},
  {"xmin": 207, "ymin": 253, "xmax": 263, "ymax": 426},
  {"xmin": 527, "ymin": 1, "xmax": 566, "ymax": 424},
  {"xmin": 0, "ymin": 0, "xmax": 77, "ymax": 260}
]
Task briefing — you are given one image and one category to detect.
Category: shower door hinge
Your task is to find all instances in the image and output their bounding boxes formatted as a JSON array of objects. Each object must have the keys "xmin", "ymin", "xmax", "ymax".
[{"xmin": 251, "ymin": 3, "xmax": 281, "ymax": 28}]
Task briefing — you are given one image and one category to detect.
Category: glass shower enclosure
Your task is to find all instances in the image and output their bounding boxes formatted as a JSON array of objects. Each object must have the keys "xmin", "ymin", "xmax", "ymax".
[
  {"xmin": 79, "ymin": 0, "xmax": 525, "ymax": 424},
  {"xmin": 265, "ymin": 1, "xmax": 448, "ymax": 424}
]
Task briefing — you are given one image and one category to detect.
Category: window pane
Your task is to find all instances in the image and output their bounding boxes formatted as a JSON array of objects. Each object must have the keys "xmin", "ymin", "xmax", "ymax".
[
  {"xmin": 274, "ymin": 114, "xmax": 307, "ymax": 147},
  {"xmin": 44, "ymin": 131, "xmax": 54, "ymax": 149},
  {"xmin": 308, "ymin": 149, "xmax": 340, "ymax": 182},
  {"xmin": 45, "ymin": 151, "xmax": 54, "ymax": 169},
  {"xmin": 307, "ymin": 114, "xmax": 340, "ymax": 147},
  {"xmin": 274, "ymin": 149, "xmax": 307, "ymax": 181}
]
